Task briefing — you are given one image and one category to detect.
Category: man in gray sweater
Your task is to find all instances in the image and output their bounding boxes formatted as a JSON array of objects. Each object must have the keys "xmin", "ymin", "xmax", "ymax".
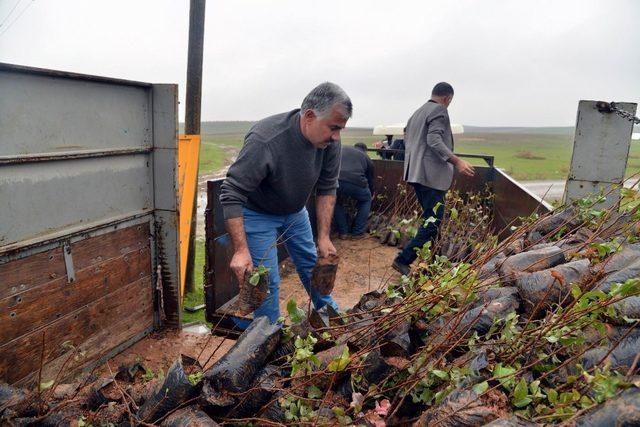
[{"xmin": 219, "ymin": 82, "xmax": 352, "ymax": 323}]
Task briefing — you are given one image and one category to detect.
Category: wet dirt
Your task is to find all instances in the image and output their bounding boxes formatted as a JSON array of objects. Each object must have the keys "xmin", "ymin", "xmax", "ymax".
[
  {"xmin": 97, "ymin": 329, "xmax": 236, "ymax": 379},
  {"xmin": 278, "ymin": 235, "xmax": 400, "ymax": 314}
]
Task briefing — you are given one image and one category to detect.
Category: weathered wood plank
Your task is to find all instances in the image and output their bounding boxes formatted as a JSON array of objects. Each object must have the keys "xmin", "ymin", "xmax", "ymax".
[
  {"xmin": 70, "ymin": 223, "xmax": 150, "ymax": 271},
  {"xmin": 0, "ymin": 223, "xmax": 150, "ymax": 300},
  {"xmin": 0, "ymin": 276, "xmax": 152, "ymax": 385},
  {"xmin": 0, "ymin": 247, "xmax": 65, "ymax": 300},
  {"xmin": 0, "ymin": 245, "xmax": 151, "ymax": 343},
  {"xmin": 17, "ymin": 291, "xmax": 154, "ymax": 388}
]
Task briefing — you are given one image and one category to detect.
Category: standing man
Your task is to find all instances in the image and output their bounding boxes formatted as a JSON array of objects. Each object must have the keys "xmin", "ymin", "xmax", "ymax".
[
  {"xmin": 334, "ymin": 142, "xmax": 375, "ymax": 240},
  {"xmin": 219, "ymin": 82, "xmax": 352, "ymax": 323},
  {"xmin": 392, "ymin": 82, "xmax": 475, "ymax": 275}
]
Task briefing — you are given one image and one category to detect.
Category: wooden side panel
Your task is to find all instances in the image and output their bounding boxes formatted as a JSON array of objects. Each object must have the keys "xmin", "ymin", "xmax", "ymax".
[
  {"xmin": 0, "ymin": 224, "xmax": 154, "ymax": 385},
  {"xmin": 0, "ymin": 245, "xmax": 150, "ymax": 343},
  {"xmin": 0, "ymin": 277, "xmax": 153, "ymax": 385}
]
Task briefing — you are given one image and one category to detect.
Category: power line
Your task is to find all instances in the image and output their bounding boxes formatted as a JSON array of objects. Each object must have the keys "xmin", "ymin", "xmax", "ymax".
[
  {"xmin": 0, "ymin": 0, "xmax": 23, "ymax": 29},
  {"xmin": 0, "ymin": 0, "xmax": 34, "ymax": 38}
]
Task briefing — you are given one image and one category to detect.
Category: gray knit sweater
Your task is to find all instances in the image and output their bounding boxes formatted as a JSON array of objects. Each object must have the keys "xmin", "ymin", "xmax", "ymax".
[{"xmin": 219, "ymin": 109, "xmax": 341, "ymax": 219}]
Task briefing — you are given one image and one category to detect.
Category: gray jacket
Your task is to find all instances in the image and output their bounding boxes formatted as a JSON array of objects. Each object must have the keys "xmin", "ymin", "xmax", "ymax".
[{"xmin": 403, "ymin": 100, "xmax": 454, "ymax": 191}]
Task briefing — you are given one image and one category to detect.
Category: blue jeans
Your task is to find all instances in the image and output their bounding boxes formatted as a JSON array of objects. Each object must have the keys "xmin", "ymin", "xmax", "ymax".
[
  {"xmin": 396, "ymin": 184, "xmax": 446, "ymax": 265},
  {"xmin": 334, "ymin": 181, "xmax": 372, "ymax": 236},
  {"xmin": 243, "ymin": 207, "xmax": 339, "ymax": 323}
]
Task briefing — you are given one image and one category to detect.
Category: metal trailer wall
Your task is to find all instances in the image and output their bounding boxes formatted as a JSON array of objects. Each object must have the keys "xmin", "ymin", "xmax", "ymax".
[
  {"xmin": 203, "ymin": 158, "xmax": 551, "ymax": 326},
  {"xmin": 0, "ymin": 63, "xmax": 180, "ymax": 386}
]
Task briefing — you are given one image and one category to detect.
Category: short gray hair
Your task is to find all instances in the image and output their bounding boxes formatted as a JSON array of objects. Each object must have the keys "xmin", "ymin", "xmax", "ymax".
[{"xmin": 301, "ymin": 82, "xmax": 352, "ymax": 119}]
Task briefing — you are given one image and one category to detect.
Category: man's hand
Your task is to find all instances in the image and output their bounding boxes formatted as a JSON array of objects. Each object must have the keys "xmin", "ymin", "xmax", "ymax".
[
  {"xmin": 451, "ymin": 156, "xmax": 475, "ymax": 177},
  {"xmin": 374, "ymin": 140, "xmax": 384, "ymax": 149},
  {"xmin": 230, "ymin": 248, "xmax": 253, "ymax": 285},
  {"xmin": 317, "ymin": 236, "xmax": 337, "ymax": 258}
]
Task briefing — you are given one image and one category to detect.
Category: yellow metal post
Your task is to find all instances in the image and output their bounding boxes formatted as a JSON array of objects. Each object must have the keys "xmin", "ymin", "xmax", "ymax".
[{"xmin": 178, "ymin": 134, "xmax": 201, "ymax": 301}]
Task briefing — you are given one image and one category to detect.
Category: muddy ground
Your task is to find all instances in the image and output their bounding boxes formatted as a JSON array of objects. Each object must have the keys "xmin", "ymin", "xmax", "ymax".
[
  {"xmin": 96, "ymin": 330, "xmax": 236, "ymax": 380},
  {"xmin": 278, "ymin": 235, "xmax": 400, "ymax": 314}
]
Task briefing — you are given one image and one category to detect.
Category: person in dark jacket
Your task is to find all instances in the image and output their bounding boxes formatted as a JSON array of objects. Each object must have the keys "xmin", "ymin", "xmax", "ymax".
[
  {"xmin": 334, "ymin": 142, "xmax": 374, "ymax": 239},
  {"xmin": 376, "ymin": 135, "xmax": 405, "ymax": 161}
]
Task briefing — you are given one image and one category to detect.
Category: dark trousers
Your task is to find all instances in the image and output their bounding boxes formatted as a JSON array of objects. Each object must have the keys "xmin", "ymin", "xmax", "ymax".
[
  {"xmin": 334, "ymin": 181, "xmax": 372, "ymax": 236},
  {"xmin": 396, "ymin": 183, "xmax": 446, "ymax": 265}
]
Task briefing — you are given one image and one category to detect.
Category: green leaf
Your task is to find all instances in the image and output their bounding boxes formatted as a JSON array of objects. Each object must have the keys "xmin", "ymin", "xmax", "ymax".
[
  {"xmin": 187, "ymin": 371, "xmax": 203, "ymax": 385},
  {"xmin": 513, "ymin": 397, "xmax": 532, "ymax": 408},
  {"xmin": 432, "ymin": 202, "xmax": 443, "ymax": 215},
  {"xmin": 332, "ymin": 407, "xmax": 345, "ymax": 417},
  {"xmin": 546, "ymin": 388, "xmax": 558, "ymax": 404},
  {"xmin": 473, "ymin": 381, "xmax": 489, "ymax": 394},
  {"xmin": 424, "ymin": 216, "xmax": 437, "ymax": 226},
  {"xmin": 307, "ymin": 385, "xmax": 322, "ymax": 399},
  {"xmin": 249, "ymin": 272, "xmax": 260, "ymax": 286},
  {"xmin": 327, "ymin": 346, "xmax": 350, "ymax": 372},
  {"xmin": 286, "ymin": 299, "xmax": 305, "ymax": 323},
  {"xmin": 449, "ymin": 207, "xmax": 458, "ymax": 220},
  {"xmin": 431, "ymin": 369, "xmax": 449, "ymax": 380},
  {"xmin": 513, "ymin": 378, "xmax": 529, "ymax": 402},
  {"xmin": 570, "ymin": 284, "xmax": 582, "ymax": 300},
  {"xmin": 40, "ymin": 380, "xmax": 55, "ymax": 391}
]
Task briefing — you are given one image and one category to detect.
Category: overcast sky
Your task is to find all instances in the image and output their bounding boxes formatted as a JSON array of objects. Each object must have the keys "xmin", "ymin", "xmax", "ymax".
[{"xmin": 0, "ymin": 0, "xmax": 638, "ymax": 127}]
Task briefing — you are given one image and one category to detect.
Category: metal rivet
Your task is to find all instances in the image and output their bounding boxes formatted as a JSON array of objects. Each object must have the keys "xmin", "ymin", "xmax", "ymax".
[
  {"xmin": 11, "ymin": 287, "xmax": 16, "ymax": 293},
  {"xmin": 49, "ymin": 255, "xmax": 54, "ymax": 260},
  {"xmin": 19, "ymin": 284, "xmax": 25, "ymax": 290},
  {"xmin": 16, "ymin": 297, "xmax": 22, "ymax": 304},
  {"xmin": 10, "ymin": 312, "xmax": 16, "ymax": 318}
]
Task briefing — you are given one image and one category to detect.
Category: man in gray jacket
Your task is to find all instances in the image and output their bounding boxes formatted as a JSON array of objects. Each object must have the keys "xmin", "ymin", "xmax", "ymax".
[
  {"xmin": 392, "ymin": 82, "xmax": 475, "ymax": 275},
  {"xmin": 219, "ymin": 82, "xmax": 351, "ymax": 323}
]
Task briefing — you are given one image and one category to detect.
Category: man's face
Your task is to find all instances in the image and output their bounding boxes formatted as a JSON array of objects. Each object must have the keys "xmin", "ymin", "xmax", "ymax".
[{"xmin": 301, "ymin": 105, "xmax": 348, "ymax": 149}]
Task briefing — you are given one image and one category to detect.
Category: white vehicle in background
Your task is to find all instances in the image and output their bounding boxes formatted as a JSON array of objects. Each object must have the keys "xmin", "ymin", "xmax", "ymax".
[{"xmin": 373, "ymin": 123, "xmax": 464, "ymax": 146}]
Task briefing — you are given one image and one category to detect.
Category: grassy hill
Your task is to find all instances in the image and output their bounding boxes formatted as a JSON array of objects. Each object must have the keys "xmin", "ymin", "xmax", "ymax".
[{"xmin": 463, "ymin": 126, "xmax": 574, "ymax": 135}]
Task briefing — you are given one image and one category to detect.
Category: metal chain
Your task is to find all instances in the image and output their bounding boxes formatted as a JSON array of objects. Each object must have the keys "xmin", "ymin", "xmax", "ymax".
[
  {"xmin": 610, "ymin": 102, "xmax": 640, "ymax": 124},
  {"xmin": 596, "ymin": 101, "xmax": 640, "ymax": 124}
]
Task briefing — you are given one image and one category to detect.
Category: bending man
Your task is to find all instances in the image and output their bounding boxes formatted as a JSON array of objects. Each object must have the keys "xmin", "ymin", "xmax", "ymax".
[
  {"xmin": 334, "ymin": 142, "xmax": 374, "ymax": 240},
  {"xmin": 392, "ymin": 82, "xmax": 475, "ymax": 275},
  {"xmin": 220, "ymin": 82, "xmax": 352, "ymax": 323}
]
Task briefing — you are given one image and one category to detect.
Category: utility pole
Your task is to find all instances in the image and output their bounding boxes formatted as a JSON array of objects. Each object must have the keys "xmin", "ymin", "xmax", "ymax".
[{"xmin": 184, "ymin": 0, "xmax": 206, "ymax": 294}]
